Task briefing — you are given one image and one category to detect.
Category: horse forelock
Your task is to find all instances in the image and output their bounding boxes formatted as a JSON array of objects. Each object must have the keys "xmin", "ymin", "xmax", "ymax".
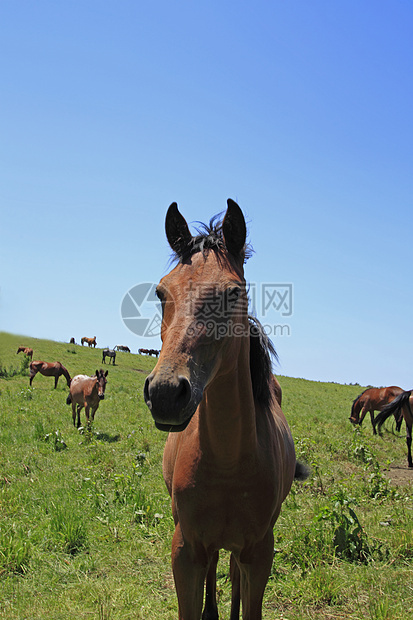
[{"xmin": 170, "ymin": 214, "xmax": 253, "ymax": 264}]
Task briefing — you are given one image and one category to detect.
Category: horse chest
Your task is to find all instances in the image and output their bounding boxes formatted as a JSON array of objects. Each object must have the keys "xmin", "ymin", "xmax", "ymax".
[{"xmin": 173, "ymin": 462, "xmax": 278, "ymax": 550}]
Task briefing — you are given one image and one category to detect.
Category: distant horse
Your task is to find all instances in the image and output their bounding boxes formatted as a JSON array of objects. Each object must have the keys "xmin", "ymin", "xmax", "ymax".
[
  {"xmin": 66, "ymin": 369, "xmax": 108, "ymax": 428},
  {"xmin": 144, "ymin": 200, "xmax": 304, "ymax": 619},
  {"xmin": 114, "ymin": 345, "xmax": 130, "ymax": 352},
  {"xmin": 69, "ymin": 337, "xmax": 76, "ymax": 345},
  {"xmin": 350, "ymin": 386, "xmax": 404, "ymax": 434},
  {"xmin": 375, "ymin": 390, "xmax": 413, "ymax": 468},
  {"xmin": 81, "ymin": 336, "xmax": 97, "ymax": 347},
  {"xmin": 17, "ymin": 346, "xmax": 33, "ymax": 359},
  {"xmin": 102, "ymin": 349, "xmax": 116, "ymax": 365},
  {"xmin": 29, "ymin": 361, "xmax": 71, "ymax": 389},
  {"xmin": 139, "ymin": 348, "xmax": 159, "ymax": 356}
]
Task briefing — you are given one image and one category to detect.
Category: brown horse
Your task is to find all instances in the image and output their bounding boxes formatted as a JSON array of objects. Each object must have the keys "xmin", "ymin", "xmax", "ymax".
[
  {"xmin": 144, "ymin": 200, "xmax": 305, "ymax": 620},
  {"xmin": 29, "ymin": 361, "xmax": 71, "ymax": 389},
  {"xmin": 66, "ymin": 369, "xmax": 108, "ymax": 428},
  {"xmin": 81, "ymin": 336, "xmax": 97, "ymax": 347},
  {"xmin": 375, "ymin": 390, "xmax": 413, "ymax": 468},
  {"xmin": 17, "ymin": 346, "xmax": 33, "ymax": 359},
  {"xmin": 350, "ymin": 386, "xmax": 404, "ymax": 434}
]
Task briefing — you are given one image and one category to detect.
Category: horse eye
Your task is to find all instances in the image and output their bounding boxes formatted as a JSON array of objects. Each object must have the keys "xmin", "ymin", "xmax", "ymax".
[{"xmin": 227, "ymin": 286, "xmax": 241, "ymax": 303}]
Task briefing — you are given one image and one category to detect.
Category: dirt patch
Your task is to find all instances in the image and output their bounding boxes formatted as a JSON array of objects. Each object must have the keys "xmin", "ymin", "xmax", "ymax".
[{"xmin": 385, "ymin": 463, "xmax": 413, "ymax": 487}]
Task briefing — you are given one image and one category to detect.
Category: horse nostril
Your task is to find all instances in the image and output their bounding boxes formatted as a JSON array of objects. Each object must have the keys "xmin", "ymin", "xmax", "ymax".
[
  {"xmin": 144, "ymin": 373, "xmax": 192, "ymax": 420},
  {"xmin": 144, "ymin": 374, "xmax": 153, "ymax": 409},
  {"xmin": 176, "ymin": 375, "xmax": 191, "ymax": 410}
]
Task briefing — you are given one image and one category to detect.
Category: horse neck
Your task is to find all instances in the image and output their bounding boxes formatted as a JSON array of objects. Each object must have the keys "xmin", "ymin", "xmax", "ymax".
[{"xmin": 198, "ymin": 337, "xmax": 258, "ymax": 468}]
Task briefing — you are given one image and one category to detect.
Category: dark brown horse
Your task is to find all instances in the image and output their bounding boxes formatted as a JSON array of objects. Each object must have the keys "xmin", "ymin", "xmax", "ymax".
[
  {"xmin": 17, "ymin": 346, "xmax": 33, "ymax": 359},
  {"xmin": 102, "ymin": 349, "xmax": 116, "ymax": 365},
  {"xmin": 349, "ymin": 386, "xmax": 404, "ymax": 434},
  {"xmin": 81, "ymin": 336, "xmax": 97, "ymax": 347},
  {"xmin": 375, "ymin": 390, "xmax": 413, "ymax": 468},
  {"xmin": 29, "ymin": 361, "xmax": 71, "ymax": 389},
  {"xmin": 144, "ymin": 200, "xmax": 304, "ymax": 620},
  {"xmin": 66, "ymin": 369, "xmax": 108, "ymax": 428}
]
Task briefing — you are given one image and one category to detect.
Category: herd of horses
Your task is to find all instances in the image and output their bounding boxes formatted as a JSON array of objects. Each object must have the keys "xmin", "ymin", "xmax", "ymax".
[
  {"xmin": 17, "ymin": 346, "xmax": 108, "ymax": 429},
  {"xmin": 69, "ymin": 338, "xmax": 156, "ymax": 356},
  {"xmin": 138, "ymin": 348, "xmax": 160, "ymax": 356},
  {"xmin": 12, "ymin": 200, "xmax": 411, "ymax": 619}
]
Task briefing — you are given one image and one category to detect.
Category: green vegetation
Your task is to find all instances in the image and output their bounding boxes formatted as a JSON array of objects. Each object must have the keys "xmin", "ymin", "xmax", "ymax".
[{"xmin": 0, "ymin": 332, "xmax": 412, "ymax": 619}]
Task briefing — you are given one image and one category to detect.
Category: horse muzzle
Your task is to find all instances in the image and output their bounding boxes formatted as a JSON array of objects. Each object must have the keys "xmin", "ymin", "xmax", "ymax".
[
  {"xmin": 99, "ymin": 394, "xmax": 105, "ymax": 400},
  {"xmin": 144, "ymin": 372, "xmax": 200, "ymax": 432}
]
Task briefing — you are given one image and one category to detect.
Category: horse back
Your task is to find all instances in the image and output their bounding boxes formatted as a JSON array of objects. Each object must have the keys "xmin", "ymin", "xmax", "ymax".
[{"xmin": 70, "ymin": 375, "xmax": 96, "ymax": 402}]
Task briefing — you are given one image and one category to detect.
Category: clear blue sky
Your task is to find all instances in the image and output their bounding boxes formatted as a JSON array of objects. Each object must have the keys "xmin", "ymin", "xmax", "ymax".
[{"xmin": 1, "ymin": 0, "xmax": 412, "ymax": 387}]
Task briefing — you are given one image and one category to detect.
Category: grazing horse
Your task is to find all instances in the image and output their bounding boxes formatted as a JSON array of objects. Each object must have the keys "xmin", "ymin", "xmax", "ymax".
[
  {"xmin": 375, "ymin": 390, "xmax": 413, "ymax": 468},
  {"xmin": 138, "ymin": 348, "xmax": 149, "ymax": 355},
  {"xmin": 69, "ymin": 337, "xmax": 76, "ymax": 345},
  {"xmin": 17, "ymin": 346, "xmax": 33, "ymax": 359},
  {"xmin": 102, "ymin": 349, "xmax": 116, "ymax": 365},
  {"xmin": 67, "ymin": 369, "xmax": 108, "ymax": 428},
  {"xmin": 114, "ymin": 345, "xmax": 130, "ymax": 352},
  {"xmin": 81, "ymin": 336, "xmax": 97, "ymax": 347},
  {"xmin": 349, "ymin": 386, "xmax": 404, "ymax": 434},
  {"xmin": 29, "ymin": 361, "xmax": 71, "ymax": 389},
  {"xmin": 144, "ymin": 200, "xmax": 304, "ymax": 620}
]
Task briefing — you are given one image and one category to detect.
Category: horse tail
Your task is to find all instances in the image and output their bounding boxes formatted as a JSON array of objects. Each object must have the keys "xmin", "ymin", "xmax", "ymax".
[
  {"xmin": 294, "ymin": 461, "xmax": 310, "ymax": 481},
  {"xmin": 66, "ymin": 393, "xmax": 72, "ymax": 405},
  {"xmin": 375, "ymin": 390, "xmax": 412, "ymax": 433}
]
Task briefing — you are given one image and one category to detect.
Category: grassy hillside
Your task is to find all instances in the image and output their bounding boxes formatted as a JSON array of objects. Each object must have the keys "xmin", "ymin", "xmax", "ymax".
[{"xmin": 0, "ymin": 332, "xmax": 412, "ymax": 619}]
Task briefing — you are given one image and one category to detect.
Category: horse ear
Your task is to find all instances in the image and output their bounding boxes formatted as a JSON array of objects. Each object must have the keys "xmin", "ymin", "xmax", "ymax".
[
  {"xmin": 165, "ymin": 203, "xmax": 193, "ymax": 256},
  {"xmin": 223, "ymin": 199, "xmax": 246, "ymax": 257}
]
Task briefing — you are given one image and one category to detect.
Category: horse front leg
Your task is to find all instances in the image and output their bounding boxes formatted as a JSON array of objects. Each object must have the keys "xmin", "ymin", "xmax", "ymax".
[
  {"xmin": 91, "ymin": 405, "xmax": 98, "ymax": 423},
  {"xmin": 358, "ymin": 406, "xmax": 369, "ymax": 430},
  {"xmin": 171, "ymin": 524, "xmax": 208, "ymax": 620},
  {"xmin": 237, "ymin": 529, "xmax": 275, "ymax": 620},
  {"xmin": 369, "ymin": 410, "xmax": 377, "ymax": 434},
  {"xmin": 85, "ymin": 404, "xmax": 91, "ymax": 427},
  {"xmin": 202, "ymin": 550, "xmax": 219, "ymax": 620}
]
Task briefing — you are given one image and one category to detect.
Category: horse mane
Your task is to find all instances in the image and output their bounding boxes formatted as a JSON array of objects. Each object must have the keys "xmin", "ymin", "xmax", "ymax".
[
  {"xmin": 170, "ymin": 214, "xmax": 253, "ymax": 263},
  {"xmin": 248, "ymin": 316, "xmax": 278, "ymax": 409}
]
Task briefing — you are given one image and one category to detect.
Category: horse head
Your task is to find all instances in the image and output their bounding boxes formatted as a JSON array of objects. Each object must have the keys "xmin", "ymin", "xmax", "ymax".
[
  {"xmin": 144, "ymin": 199, "xmax": 249, "ymax": 432},
  {"xmin": 96, "ymin": 369, "xmax": 108, "ymax": 399}
]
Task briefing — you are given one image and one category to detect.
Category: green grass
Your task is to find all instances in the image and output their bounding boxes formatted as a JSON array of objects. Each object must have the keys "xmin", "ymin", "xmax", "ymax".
[{"xmin": 0, "ymin": 331, "xmax": 412, "ymax": 619}]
